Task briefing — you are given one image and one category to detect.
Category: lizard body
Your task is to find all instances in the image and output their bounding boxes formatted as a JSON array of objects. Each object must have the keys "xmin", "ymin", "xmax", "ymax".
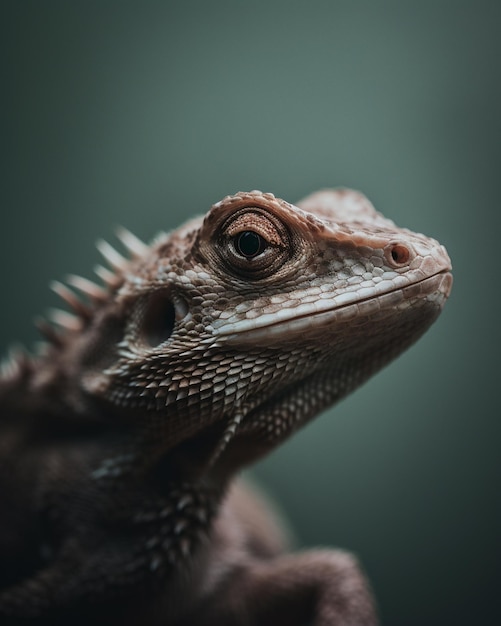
[{"xmin": 0, "ymin": 189, "xmax": 452, "ymax": 625}]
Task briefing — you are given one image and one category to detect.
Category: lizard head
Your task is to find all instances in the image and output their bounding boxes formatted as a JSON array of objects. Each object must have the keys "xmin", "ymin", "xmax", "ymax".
[{"xmin": 26, "ymin": 190, "xmax": 452, "ymax": 475}]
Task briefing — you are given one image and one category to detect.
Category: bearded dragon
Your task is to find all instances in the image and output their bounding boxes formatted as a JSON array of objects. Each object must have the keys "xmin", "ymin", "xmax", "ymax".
[{"xmin": 0, "ymin": 189, "xmax": 452, "ymax": 625}]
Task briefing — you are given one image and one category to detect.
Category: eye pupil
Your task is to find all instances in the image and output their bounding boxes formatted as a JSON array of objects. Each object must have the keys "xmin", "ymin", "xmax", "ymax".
[{"xmin": 235, "ymin": 231, "xmax": 266, "ymax": 258}]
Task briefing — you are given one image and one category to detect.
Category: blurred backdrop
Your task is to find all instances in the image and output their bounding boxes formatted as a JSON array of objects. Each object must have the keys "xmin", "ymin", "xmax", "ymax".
[{"xmin": 1, "ymin": 2, "xmax": 499, "ymax": 624}]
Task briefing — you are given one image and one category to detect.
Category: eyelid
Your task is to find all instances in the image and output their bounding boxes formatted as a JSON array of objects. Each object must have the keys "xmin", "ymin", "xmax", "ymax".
[{"xmin": 224, "ymin": 213, "xmax": 283, "ymax": 247}]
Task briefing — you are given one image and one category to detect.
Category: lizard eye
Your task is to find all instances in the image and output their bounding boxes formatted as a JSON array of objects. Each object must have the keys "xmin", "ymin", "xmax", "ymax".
[
  {"xmin": 234, "ymin": 231, "xmax": 267, "ymax": 258},
  {"xmin": 218, "ymin": 208, "xmax": 291, "ymax": 279}
]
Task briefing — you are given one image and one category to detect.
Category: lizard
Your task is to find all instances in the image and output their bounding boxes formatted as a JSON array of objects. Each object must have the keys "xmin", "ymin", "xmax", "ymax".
[{"xmin": 0, "ymin": 188, "xmax": 452, "ymax": 625}]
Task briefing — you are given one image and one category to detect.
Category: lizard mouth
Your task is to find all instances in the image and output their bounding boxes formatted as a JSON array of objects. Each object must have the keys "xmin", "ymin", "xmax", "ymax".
[{"xmin": 213, "ymin": 270, "xmax": 453, "ymax": 344}]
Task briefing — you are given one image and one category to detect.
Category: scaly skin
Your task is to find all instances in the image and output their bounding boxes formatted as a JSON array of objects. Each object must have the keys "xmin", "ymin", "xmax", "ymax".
[{"xmin": 0, "ymin": 189, "xmax": 452, "ymax": 625}]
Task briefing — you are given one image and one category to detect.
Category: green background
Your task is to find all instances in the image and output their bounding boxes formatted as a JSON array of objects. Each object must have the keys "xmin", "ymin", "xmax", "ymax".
[{"xmin": 2, "ymin": 2, "xmax": 499, "ymax": 624}]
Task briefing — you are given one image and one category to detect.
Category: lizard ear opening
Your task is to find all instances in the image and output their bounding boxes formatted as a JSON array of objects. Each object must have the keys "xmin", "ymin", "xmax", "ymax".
[{"xmin": 140, "ymin": 290, "xmax": 188, "ymax": 347}]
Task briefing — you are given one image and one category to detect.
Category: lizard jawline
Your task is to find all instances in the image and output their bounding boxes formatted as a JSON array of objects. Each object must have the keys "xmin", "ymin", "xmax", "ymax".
[{"xmin": 214, "ymin": 270, "xmax": 452, "ymax": 344}]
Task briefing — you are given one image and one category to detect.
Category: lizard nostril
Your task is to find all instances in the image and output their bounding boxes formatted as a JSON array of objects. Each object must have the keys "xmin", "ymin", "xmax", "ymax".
[{"xmin": 389, "ymin": 243, "xmax": 410, "ymax": 266}]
